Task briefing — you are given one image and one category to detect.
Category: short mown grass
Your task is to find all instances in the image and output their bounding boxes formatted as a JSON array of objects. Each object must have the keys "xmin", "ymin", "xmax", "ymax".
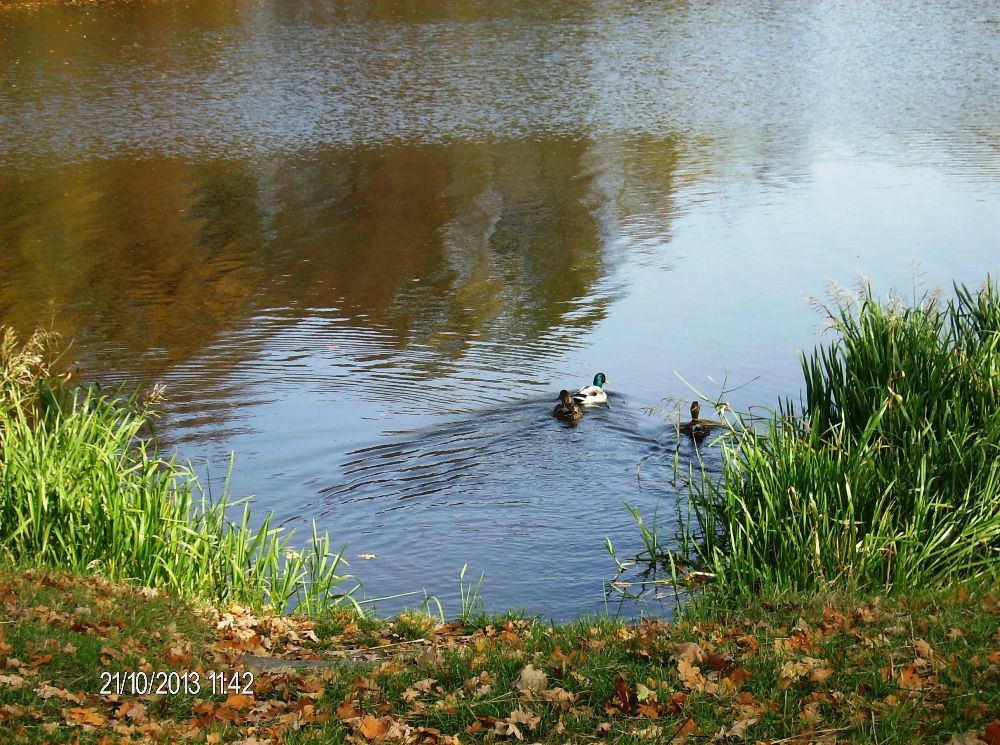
[
  {"xmin": 686, "ymin": 278, "xmax": 1000, "ymax": 594},
  {"xmin": 0, "ymin": 327, "xmax": 355, "ymax": 615}
]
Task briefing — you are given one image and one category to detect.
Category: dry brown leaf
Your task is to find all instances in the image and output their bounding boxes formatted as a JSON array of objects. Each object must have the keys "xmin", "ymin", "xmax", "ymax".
[
  {"xmin": 985, "ymin": 720, "xmax": 1000, "ymax": 745},
  {"xmin": 358, "ymin": 714, "xmax": 391, "ymax": 740},
  {"xmin": 675, "ymin": 718, "xmax": 699, "ymax": 737},
  {"xmin": 729, "ymin": 666, "xmax": 752, "ymax": 685},
  {"xmin": 223, "ymin": 693, "xmax": 254, "ymax": 710},
  {"xmin": 914, "ymin": 638, "xmax": 934, "ymax": 660},
  {"xmin": 64, "ymin": 706, "xmax": 107, "ymax": 727},
  {"xmin": 115, "ymin": 700, "xmax": 147, "ymax": 721},
  {"xmin": 946, "ymin": 734, "xmax": 987, "ymax": 745},
  {"xmin": 517, "ymin": 664, "xmax": 547, "ymax": 693},
  {"xmin": 35, "ymin": 683, "xmax": 84, "ymax": 703},
  {"xmin": 493, "ymin": 719, "xmax": 523, "ymax": 740},
  {"xmin": 0, "ymin": 674, "xmax": 28, "ymax": 689},
  {"xmin": 614, "ymin": 672, "xmax": 632, "ymax": 712},
  {"xmin": 673, "ymin": 642, "xmax": 704, "ymax": 663},
  {"xmin": 507, "ymin": 707, "xmax": 540, "ymax": 730},
  {"xmin": 541, "ymin": 687, "xmax": 577, "ymax": 707}
]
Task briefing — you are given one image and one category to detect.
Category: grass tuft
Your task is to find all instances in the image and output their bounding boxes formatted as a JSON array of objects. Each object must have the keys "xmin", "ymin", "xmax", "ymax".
[
  {"xmin": 0, "ymin": 326, "xmax": 356, "ymax": 614},
  {"xmin": 686, "ymin": 278, "xmax": 1000, "ymax": 594}
]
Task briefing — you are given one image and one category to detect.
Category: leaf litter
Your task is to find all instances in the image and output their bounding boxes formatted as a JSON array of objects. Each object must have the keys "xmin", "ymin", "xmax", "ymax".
[{"xmin": 0, "ymin": 567, "xmax": 997, "ymax": 742}]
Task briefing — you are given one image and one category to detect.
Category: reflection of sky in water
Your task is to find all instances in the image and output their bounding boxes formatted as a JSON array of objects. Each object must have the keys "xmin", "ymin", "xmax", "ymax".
[
  {"xmin": 0, "ymin": 0, "xmax": 997, "ymax": 618},
  {"xmin": 157, "ymin": 153, "xmax": 997, "ymax": 619}
]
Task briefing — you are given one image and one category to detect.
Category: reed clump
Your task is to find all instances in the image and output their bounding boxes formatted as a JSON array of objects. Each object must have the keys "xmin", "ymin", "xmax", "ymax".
[
  {"xmin": 0, "ymin": 327, "xmax": 354, "ymax": 614},
  {"xmin": 692, "ymin": 279, "xmax": 1000, "ymax": 593}
]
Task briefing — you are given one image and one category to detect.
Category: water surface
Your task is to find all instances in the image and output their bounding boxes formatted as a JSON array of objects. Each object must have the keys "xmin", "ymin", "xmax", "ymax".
[{"xmin": 1, "ymin": 0, "xmax": 998, "ymax": 618}]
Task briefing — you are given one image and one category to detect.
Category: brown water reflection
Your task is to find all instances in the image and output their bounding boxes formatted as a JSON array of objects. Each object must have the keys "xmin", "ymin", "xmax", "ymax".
[{"xmin": 1, "ymin": 138, "xmax": 637, "ymax": 389}]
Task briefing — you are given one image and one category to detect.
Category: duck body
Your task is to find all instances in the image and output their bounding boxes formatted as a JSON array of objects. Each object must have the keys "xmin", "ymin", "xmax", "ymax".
[
  {"xmin": 680, "ymin": 400, "xmax": 710, "ymax": 440},
  {"xmin": 680, "ymin": 419, "xmax": 711, "ymax": 440},
  {"xmin": 572, "ymin": 372, "xmax": 608, "ymax": 406},
  {"xmin": 553, "ymin": 389, "xmax": 583, "ymax": 424}
]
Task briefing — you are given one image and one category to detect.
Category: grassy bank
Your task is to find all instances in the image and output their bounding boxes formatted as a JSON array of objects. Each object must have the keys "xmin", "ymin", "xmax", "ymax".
[
  {"xmin": 680, "ymin": 279, "xmax": 1000, "ymax": 595},
  {"xmin": 0, "ymin": 327, "xmax": 354, "ymax": 614},
  {"xmin": 0, "ymin": 565, "xmax": 997, "ymax": 743}
]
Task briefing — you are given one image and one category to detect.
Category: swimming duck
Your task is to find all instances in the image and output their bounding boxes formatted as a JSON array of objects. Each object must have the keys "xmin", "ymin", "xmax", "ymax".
[
  {"xmin": 572, "ymin": 372, "xmax": 608, "ymax": 406},
  {"xmin": 553, "ymin": 389, "xmax": 583, "ymax": 424},
  {"xmin": 680, "ymin": 400, "xmax": 710, "ymax": 440}
]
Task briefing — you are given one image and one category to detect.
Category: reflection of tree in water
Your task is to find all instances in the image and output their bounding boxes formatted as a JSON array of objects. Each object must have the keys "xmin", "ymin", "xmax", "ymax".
[{"xmin": 1, "ymin": 137, "xmax": 658, "ymax": 392}]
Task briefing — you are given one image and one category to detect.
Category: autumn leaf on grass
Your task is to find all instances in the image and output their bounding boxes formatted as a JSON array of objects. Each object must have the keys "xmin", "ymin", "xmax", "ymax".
[
  {"xmin": 357, "ymin": 714, "xmax": 392, "ymax": 740},
  {"xmin": 614, "ymin": 672, "xmax": 633, "ymax": 712},
  {"xmin": 673, "ymin": 642, "xmax": 704, "ymax": 663},
  {"xmin": 0, "ymin": 674, "xmax": 28, "ymax": 689},
  {"xmin": 913, "ymin": 638, "xmax": 935, "ymax": 662},
  {"xmin": 984, "ymin": 720, "xmax": 1000, "ymax": 745},
  {"xmin": 710, "ymin": 715, "xmax": 758, "ymax": 741},
  {"xmin": 35, "ymin": 683, "xmax": 84, "ymax": 703},
  {"xmin": 167, "ymin": 642, "xmax": 190, "ymax": 665},
  {"xmin": 736, "ymin": 634, "xmax": 759, "ymax": 652},
  {"xmin": 493, "ymin": 719, "xmax": 523, "ymax": 740},
  {"xmin": 466, "ymin": 671, "xmax": 493, "ymax": 698},
  {"xmin": 64, "ymin": 706, "xmax": 107, "ymax": 728},
  {"xmin": 223, "ymin": 693, "xmax": 254, "ymax": 710},
  {"xmin": 728, "ymin": 666, "xmax": 752, "ymax": 686},
  {"xmin": 677, "ymin": 658, "xmax": 718, "ymax": 695},
  {"xmin": 542, "ymin": 686, "xmax": 578, "ymax": 708},
  {"xmin": 507, "ymin": 707, "xmax": 540, "ymax": 731},
  {"xmin": 799, "ymin": 700, "xmax": 823, "ymax": 724},
  {"xmin": 946, "ymin": 734, "xmax": 988, "ymax": 745},
  {"xmin": 671, "ymin": 718, "xmax": 700, "ymax": 743},
  {"xmin": 114, "ymin": 700, "xmax": 147, "ymax": 722},
  {"xmin": 403, "ymin": 677, "xmax": 437, "ymax": 703},
  {"xmin": 777, "ymin": 657, "xmax": 832, "ymax": 688},
  {"xmin": 517, "ymin": 664, "xmax": 547, "ymax": 693},
  {"xmin": 335, "ymin": 699, "xmax": 363, "ymax": 720},
  {"xmin": 895, "ymin": 662, "xmax": 935, "ymax": 691}
]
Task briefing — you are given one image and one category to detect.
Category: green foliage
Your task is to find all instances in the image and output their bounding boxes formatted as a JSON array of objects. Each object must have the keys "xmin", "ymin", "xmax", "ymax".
[
  {"xmin": 0, "ymin": 327, "xmax": 356, "ymax": 614},
  {"xmin": 689, "ymin": 278, "xmax": 1000, "ymax": 593}
]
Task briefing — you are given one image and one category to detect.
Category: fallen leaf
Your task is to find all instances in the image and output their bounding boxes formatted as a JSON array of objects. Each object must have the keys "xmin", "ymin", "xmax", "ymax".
[
  {"xmin": 358, "ymin": 714, "xmax": 391, "ymax": 740},
  {"xmin": 614, "ymin": 673, "xmax": 632, "ymax": 713},
  {"xmin": 985, "ymin": 720, "xmax": 1000, "ymax": 745},
  {"xmin": 676, "ymin": 718, "xmax": 699, "ymax": 736},
  {"xmin": 947, "ymin": 734, "xmax": 987, "ymax": 745},
  {"xmin": 64, "ymin": 707, "xmax": 107, "ymax": 727},
  {"xmin": 0, "ymin": 674, "xmax": 28, "ymax": 689},
  {"xmin": 914, "ymin": 638, "xmax": 934, "ymax": 660},
  {"xmin": 507, "ymin": 707, "xmax": 540, "ymax": 730},
  {"xmin": 493, "ymin": 719, "xmax": 523, "ymax": 740},
  {"xmin": 673, "ymin": 642, "xmax": 704, "ymax": 663},
  {"xmin": 115, "ymin": 700, "xmax": 147, "ymax": 721},
  {"xmin": 517, "ymin": 664, "xmax": 547, "ymax": 693},
  {"xmin": 35, "ymin": 684, "xmax": 84, "ymax": 703},
  {"xmin": 223, "ymin": 693, "xmax": 254, "ymax": 710}
]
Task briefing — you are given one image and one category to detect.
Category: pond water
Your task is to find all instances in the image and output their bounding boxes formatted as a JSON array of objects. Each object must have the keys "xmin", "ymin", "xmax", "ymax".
[{"xmin": 1, "ymin": 1, "xmax": 998, "ymax": 620}]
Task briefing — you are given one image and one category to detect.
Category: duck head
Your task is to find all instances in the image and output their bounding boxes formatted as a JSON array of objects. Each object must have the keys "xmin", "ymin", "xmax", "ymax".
[{"xmin": 690, "ymin": 400, "xmax": 701, "ymax": 420}]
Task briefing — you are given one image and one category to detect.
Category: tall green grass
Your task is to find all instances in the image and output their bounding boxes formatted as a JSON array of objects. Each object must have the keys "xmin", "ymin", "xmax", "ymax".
[
  {"xmin": 687, "ymin": 279, "xmax": 1000, "ymax": 593},
  {"xmin": 0, "ymin": 327, "xmax": 355, "ymax": 614}
]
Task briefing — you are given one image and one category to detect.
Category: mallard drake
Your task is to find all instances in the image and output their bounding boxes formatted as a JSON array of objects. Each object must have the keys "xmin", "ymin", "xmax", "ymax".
[
  {"xmin": 680, "ymin": 400, "xmax": 710, "ymax": 440},
  {"xmin": 572, "ymin": 372, "xmax": 608, "ymax": 406},
  {"xmin": 553, "ymin": 389, "xmax": 583, "ymax": 424}
]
